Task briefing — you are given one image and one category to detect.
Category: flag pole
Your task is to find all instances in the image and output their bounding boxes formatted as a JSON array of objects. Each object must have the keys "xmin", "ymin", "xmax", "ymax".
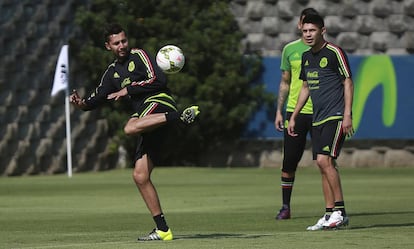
[
  {"xmin": 65, "ymin": 87, "xmax": 73, "ymax": 178},
  {"xmin": 51, "ymin": 45, "xmax": 72, "ymax": 177}
]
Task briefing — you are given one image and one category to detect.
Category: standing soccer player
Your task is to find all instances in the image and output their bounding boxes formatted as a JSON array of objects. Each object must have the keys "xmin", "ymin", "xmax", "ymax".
[
  {"xmin": 70, "ymin": 23, "xmax": 200, "ymax": 241},
  {"xmin": 288, "ymin": 14, "xmax": 353, "ymax": 230},
  {"xmin": 274, "ymin": 8, "xmax": 319, "ymax": 220}
]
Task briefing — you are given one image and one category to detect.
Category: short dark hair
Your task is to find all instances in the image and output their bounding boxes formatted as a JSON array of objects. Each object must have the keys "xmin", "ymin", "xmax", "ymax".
[
  {"xmin": 302, "ymin": 14, "xmax": 325, "ymax": 29},
  {"xmin": 300, "ymin": 8, "xmax": 319, "ymax": 18},
  {"xmin": 104, "ymin": 23, "xmax": 125, "ymax": 42}
]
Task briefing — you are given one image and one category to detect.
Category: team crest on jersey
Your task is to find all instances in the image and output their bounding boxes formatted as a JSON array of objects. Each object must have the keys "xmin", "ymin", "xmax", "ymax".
[
  {"xmin": 128, "ymin": 61, "xmax": 135, "ymax": 72},
  {"xmin": 319, "ymin": 57, "xmax": 328, "ymax": 68},
  {"xmin": 305, "ymin": 60, "xmax": 309, "ymax": 66}
]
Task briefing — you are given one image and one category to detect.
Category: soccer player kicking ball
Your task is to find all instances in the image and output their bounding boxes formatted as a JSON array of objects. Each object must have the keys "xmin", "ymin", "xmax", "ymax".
[
  {"xmin": 288, "ymin": 14, "xmax": 354, "ymax": 230},
  {"xmin": 70, "ymin": 23, "xmax": 200, "ymax": 241}
]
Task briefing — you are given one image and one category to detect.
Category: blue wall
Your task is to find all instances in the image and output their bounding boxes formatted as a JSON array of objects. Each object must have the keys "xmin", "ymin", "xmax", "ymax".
[{"xmin": 246, "ymin": 55, "xmax": 414, "ymax": 139}]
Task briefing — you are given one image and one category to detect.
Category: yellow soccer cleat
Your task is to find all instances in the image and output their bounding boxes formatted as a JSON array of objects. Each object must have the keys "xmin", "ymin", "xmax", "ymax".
[
  {"xmin": 180, "ymin": 105, "xmax": 200, "ymax": 124},
  {"xmin": 138, "ymin": 228, "xmax": 173, "ymax": 241}
]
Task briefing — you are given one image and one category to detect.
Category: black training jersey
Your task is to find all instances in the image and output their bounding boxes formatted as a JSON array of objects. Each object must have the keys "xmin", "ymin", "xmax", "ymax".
[
  {"xmin": 83, "ymin": 48, "xmax": 169, "ymax": 111},
  {"xmin": 299, "ymin": 42, "xmax": 352, "ymax": 126}
]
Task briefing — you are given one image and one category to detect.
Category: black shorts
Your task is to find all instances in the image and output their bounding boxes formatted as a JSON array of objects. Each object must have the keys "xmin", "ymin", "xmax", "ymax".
[
  {"xmin": 132, "ymin": 93, "xmax": 178, "ymax": 164},
  {"xmin": 312, "ymin": 119, "xmax": 345, "ymax": 160},
  {"xmin": 282, "ymin": 112, "xmax": 313, "ymax": 173}
]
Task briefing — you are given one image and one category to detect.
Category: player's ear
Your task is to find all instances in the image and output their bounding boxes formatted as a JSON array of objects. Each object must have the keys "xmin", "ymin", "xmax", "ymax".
[
  {"xmin": 321, "ymin": 27, "xmax": 327, "ymax": 35},
  {"xmin": 105, "ymin": 42, "xmax": 111, "ymax": 51}
]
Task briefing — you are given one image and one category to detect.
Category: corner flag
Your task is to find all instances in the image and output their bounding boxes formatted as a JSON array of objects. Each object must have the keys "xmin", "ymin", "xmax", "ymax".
[
  {"xmin": 51, "ymin": 45, "xmax": 69, "ymax": 96},
  {"xmin": 51, "ymin": 45, "xmax": 73, "ymax": 177}
]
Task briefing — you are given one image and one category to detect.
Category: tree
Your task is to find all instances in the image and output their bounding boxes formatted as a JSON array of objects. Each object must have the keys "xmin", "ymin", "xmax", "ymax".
[{"xmin": 72, "ymin": 0, "xmax": 267, "ymax": 165}]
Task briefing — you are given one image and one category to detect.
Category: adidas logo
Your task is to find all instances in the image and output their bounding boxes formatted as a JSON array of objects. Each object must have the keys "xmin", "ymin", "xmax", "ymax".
[{"xmin": 322, "ymin": 146, "xmax": 330, "ymax": 152}]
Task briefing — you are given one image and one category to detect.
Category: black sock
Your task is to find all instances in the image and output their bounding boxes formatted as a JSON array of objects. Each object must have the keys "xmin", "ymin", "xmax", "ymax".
[
  {"xmin": 165, "ymin": 111, "xmax": 180, "ymax": 122},
  {"xmin": 281, "ymin": 177, "xmax": 295, "ymax": 208},
  {"xmin": 334, "ymin": 201, "xmax": 346, "ymax": 216},
  {"xmin": 325, "ymin": 207, "xmax": 333, "ymax": 220},
  {"xmin": 153, "ymin": 213, "xmax": 169, "ymax": 232}
]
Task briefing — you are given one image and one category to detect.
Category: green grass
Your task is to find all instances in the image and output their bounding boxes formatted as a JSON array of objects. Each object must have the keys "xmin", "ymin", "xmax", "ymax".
[{"xmin": 1, "ymin": 167, "xmax": 413, "ymax": 249}]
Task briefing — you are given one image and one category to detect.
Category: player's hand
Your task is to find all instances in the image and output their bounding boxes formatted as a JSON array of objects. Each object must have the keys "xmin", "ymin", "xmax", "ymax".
[
  {"xmin": 287, "ymin": 118, "xmax": 298, "ymax": 137},
  {"xmin": 274, "ymin": 112, "xmax": 284, "ymax": 131},
  {"xmin": 69, "ymin": 89, "xmax": 80, "ymax": 103},
  {"xmin": 107, "ymin": 88, "xmax": 128, "ymax": 101},
  {"xmin": 342, "ymin": 115, "xmax": 354, "ymax": 138},
  {"xmin": 70, "ymin": 89, "xmax": 86, "ymax": 109}
]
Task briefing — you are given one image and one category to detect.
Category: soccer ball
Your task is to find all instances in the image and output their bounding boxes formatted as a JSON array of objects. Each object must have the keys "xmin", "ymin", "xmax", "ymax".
[{"xmin": 156, "ymin": 45, "xmax": 185, "ymax": 74}]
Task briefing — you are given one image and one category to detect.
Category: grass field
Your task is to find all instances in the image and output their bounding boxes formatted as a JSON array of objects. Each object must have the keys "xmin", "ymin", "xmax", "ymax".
[{"xmin": 1, "ymin": 167, "xmax": 413, "ymax": 249}]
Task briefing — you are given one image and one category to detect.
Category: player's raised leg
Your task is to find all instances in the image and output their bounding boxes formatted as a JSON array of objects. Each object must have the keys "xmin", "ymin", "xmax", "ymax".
[{"xmin": 124, "ymin": 106, "xmax": 200, "ymax": 135}]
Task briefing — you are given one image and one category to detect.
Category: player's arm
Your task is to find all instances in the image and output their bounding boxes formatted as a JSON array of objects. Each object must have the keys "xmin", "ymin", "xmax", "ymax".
[
  {"xmin": 342, "ymin": 77, "xmax": 354, "ymax": 136},
  {"xmin": 107, "ymin": 87, "xmax": 128, "ymax": 101},
  {"xmin": 287, "ymin": 81, "xmax": 310, "ymax": 136},
  {"xmin": 335, "ymin": 46, "xmax": 354, "ymax": 137},
  {"xmin": 274, "ymin": 70, "xmax": 291, "ymax": 131},
  {"xmin": 70, "ymin": 87, "xmax": 110, "ymax": 111},
  {"xmin": 71, "ymin": 70, "xmax": 116, "ymax": 111}
]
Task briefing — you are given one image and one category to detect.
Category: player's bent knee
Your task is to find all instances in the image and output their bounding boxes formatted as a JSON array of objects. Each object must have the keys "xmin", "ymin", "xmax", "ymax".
[
  {"xmin": 124, "ymin": 121, "xmax": 140, "ymax": 135},
  {"xmin": 124, "ymin": 124, "xmax": 134, "ymax": 135}
]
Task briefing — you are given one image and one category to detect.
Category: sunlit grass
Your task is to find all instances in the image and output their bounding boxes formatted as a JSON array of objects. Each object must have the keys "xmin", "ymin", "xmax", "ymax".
[{"xmin": 1, "ymin": 167, "xmax": 413, "ymax": 249}]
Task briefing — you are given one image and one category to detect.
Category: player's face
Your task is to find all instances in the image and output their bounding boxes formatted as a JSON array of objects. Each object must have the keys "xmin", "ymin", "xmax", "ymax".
[
  {"xmin": 105, "ymin": 31, "xmax": 129, "ymax": 59},
  {"xmin": 301, "ymin": 23, "xmax": 325, "ymax": 48}
]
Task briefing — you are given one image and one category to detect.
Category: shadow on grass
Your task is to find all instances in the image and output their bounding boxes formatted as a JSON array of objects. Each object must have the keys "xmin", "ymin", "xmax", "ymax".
[
  {"xmin": 350, "ymin": 223, "xmax": 414, "ymax": 230},
  {"xmin": 175, "ymin": 233, "xmax": 273, "ymax": 240},
  {"xmin": 294, "ymin": 211, "xmax": 414, "ymax": 230},
  {"xmin": 350, "ymin": 211, "xmax": 414, "ymax": 217},
  {"xmin": 347, "ymin": 211, "xmax": 414, "ymax": 230},
  {"xmin": 294, "ymin": 210, "xmax": 414, "ymax": 220}
]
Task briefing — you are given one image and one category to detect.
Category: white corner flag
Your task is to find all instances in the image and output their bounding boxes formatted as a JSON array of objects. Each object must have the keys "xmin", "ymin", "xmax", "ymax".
[
  {"xmin": 51, "ymin": 45, "xmax": 69, "ymax": 96},
  {"xmin": 51, "ymin": 45, "xmax": 73, "ymax": 178}
]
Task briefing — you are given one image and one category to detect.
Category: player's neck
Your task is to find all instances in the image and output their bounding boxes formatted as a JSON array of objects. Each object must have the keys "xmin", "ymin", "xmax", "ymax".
[{"xmin": 311, "ymin": 40, "xmax": 327, "ymax": 53}]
